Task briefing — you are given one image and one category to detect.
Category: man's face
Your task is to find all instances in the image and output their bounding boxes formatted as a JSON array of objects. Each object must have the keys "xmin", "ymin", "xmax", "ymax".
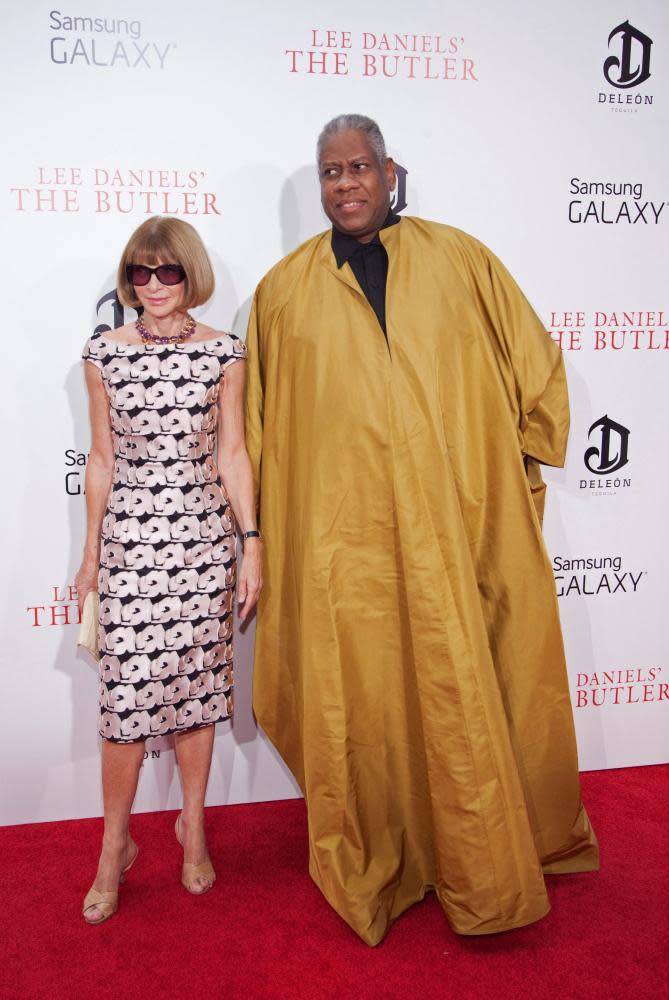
[{"xmin": 319, "ymin": 129, "xmax": 396, "ymax": 242}]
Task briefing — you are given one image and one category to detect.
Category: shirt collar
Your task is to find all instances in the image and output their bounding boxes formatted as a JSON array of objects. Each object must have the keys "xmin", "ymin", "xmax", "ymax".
[{"xmin": 331, "ymin": 209, "xmax": 401, "ymax": 269}]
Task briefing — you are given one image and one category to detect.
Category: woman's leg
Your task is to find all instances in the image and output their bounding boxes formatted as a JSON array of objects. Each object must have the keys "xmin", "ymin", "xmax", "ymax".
[
  {"xmin": 174, "ymin": 724, "xmax": 216, "ymax": 891},
  {"xmin": 85, "ymin": 739, "xmax": 144, "ymax": 920}
]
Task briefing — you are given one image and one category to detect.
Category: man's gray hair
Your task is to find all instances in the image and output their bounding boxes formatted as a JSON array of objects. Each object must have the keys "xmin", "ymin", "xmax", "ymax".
[{"xmin": 316, "ymin": 114, "xmax": 388, "ymax": 166}]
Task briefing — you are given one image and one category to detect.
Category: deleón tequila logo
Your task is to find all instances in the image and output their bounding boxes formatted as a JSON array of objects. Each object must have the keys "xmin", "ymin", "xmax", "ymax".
[
  {"xmin": 584, "ymin": 415, "xmax": 630, "ymax": 475},
  {"xmin": 604, "ymin": 21, "xmax": 652, "ymax": 89},
  {"xmin": 390, "ymin": 163, "xmax": 408, "ymax": 214},
  {"xmin": 94, "ymin": 289, "xmax": 138, "ymax": 335}
]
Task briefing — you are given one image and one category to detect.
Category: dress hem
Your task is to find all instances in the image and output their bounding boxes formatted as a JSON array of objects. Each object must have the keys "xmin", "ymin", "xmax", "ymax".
[{"xmin": 98, "ymin": 714, "xmax": 232, "ymax": 744}]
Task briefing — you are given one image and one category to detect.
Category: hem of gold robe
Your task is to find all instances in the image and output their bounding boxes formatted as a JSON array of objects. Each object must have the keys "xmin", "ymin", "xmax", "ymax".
[
  {"xmin": 540, "ymin": 804, "xmax": 600, "ymax": 874},
  {"xmin": 443, "ymin": 896, "xmax": 552, "ymax": 938},
  {"xmin": 310, "ymin": 869, "xmax": 554, "ymax": 947},
  {"xmin": 542, "ymin": 853, "xmax": 600, "ymax": 875}
]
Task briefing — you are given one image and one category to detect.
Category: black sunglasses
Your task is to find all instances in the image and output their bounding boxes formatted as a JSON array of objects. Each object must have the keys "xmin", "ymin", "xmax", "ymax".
[{"xmin": 126, "ymin": 264, "xmax": 186, "ymax": 287}]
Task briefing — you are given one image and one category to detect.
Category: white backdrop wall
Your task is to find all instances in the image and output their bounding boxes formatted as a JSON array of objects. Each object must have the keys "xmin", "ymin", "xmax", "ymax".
[{"xmin": 1, "ymin": 0, "xmax": 667, "ymax": 826}]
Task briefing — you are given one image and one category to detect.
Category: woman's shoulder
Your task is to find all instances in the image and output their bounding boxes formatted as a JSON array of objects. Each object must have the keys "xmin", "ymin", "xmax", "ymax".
[
  {"xmin": 81, "ymin": 330, "xmax": 106, "ymax": 367},
  {"xmin": 194, "ymin": 327, "xmax": 247, "ymax": 369},
  {"xmin": 82, "ymin": 322, "xmax": 136, "ymax": 349},
  {"xmin": 196, "ymin": 326, "xmax": 247, "ymax": 354},
  {"xmin": 99, "ymin": 321, "xmax": 139, "ymax": 344},
  {"xmin": 81, "ymin": 323, "xmax": 138, "ymax": 368}
]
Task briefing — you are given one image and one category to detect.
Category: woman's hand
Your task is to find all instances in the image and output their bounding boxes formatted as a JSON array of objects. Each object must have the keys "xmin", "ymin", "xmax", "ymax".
[
  {"xmin": 237, "ymin": 539, "xmax": 263, "ymax": 622},
  {"xmin": 75, "ymin": 559, "xmax": 98, "ymax": 617}
]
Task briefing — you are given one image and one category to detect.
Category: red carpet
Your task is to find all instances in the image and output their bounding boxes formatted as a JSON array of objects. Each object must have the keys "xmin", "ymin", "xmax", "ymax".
[{"xmin": 1, "ymin": 766, "xmax": 667, "ymax": 1000}]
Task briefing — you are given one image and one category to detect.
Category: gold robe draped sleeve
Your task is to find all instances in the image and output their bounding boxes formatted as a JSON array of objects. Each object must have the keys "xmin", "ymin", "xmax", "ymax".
[
  {"xmin": 471, "ymin": 245, "xmax": 570, "ymax": 525},
  {"xmin": 245, "ymin": 217, "xmax": 599, "ymax": 946}
]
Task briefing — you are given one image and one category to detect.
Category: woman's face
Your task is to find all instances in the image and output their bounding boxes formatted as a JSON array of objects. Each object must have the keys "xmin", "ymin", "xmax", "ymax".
[{"xmin": 132, "ymin": 259, "xmax": 187, "ymax": 319}]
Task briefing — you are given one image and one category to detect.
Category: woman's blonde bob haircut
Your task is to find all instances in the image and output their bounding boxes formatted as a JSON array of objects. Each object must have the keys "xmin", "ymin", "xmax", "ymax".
[{"xmin": 117, "ymin": 216, "xmax": 215, "ymax": 310}]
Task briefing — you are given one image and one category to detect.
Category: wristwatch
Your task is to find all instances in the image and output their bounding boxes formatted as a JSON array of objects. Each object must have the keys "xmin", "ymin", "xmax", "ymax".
[{"xmin": 242, "ymin": 530, "xmax": 262, "ymax": 542}]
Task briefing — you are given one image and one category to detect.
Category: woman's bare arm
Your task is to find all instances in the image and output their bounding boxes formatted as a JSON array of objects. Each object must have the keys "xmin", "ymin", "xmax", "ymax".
[
  {"xmin": 217, "ymin": 359, "xmax": 263, "ymax": 622},
  {"xmin": 75, "ymin": 362, "xmax": 114, "ymax": 614}
]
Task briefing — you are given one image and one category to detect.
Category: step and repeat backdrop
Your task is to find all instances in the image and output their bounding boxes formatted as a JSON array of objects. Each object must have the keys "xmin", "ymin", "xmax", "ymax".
[{"xmin": 1, "ymin": 0, "xmax": 667, "ymax": 825}]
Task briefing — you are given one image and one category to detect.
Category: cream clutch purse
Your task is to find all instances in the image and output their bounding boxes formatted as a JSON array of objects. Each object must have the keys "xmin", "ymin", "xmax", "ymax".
[{"xmin": 78, "ymin": 591, "xmax": 100, "ymax": 660}]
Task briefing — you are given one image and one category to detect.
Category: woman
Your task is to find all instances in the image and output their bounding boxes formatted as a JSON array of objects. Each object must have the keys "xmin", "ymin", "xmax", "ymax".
[{"xmin": 77, "ymin": 216, "xmax": 262, "ymax": 924}]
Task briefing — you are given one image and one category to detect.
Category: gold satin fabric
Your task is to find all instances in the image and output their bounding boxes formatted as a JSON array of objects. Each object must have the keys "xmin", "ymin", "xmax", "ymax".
[{"xmin": 245, "ymin": 218, "xmax": 599, "ymax": 946}]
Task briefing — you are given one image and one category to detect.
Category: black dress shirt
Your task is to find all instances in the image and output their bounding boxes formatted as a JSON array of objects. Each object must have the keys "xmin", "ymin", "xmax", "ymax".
[{"xmin": 331, "ymin": 209, "xmax": 400, "ymax": 337}]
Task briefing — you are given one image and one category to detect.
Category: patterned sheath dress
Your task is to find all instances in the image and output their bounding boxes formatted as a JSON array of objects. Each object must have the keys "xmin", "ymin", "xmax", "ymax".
[{"xmin": 82, "ymin": 330, "xmax": 247, "ymax": 743}]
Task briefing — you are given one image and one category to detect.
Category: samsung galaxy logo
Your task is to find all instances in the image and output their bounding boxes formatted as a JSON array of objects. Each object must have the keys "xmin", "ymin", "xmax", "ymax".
[{"xmin": 48, "ymin": 9, "xmax": 175, "ymax": 69}]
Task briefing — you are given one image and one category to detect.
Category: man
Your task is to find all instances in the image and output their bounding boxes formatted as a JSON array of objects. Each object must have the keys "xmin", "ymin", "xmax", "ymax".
[{"xmin": 245, "ymin": 114, "xmax": 598, "ymax": 947}]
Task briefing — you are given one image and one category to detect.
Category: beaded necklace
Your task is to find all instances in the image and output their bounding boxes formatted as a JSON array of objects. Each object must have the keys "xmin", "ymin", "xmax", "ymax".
[{"xmin": 136, "ymin": 313, "xmax": 196, "ymax": 345}]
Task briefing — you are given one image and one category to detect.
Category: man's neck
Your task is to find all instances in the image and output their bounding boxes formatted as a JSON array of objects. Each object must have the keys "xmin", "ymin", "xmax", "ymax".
[
  {"xmin": 333, "ymin": 206, "xmax": 399, "ymax": 243},
  {"xmin": 331, "ymin": 209, "xmax": 400, "ymax": 268}
]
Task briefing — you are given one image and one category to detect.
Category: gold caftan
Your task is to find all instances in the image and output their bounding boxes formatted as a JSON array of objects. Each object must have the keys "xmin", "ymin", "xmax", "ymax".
[{"xmin": 245, "ymin": 217, "xmax": 599, "ymax": 946}]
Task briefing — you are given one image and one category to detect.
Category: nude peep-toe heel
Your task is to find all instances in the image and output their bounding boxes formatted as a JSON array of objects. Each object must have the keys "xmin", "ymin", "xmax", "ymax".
[
  {"xmin": 175, "ymin": 815, "xmax": 216, "ymax": 895},
  {"xmin": 82, "ymin": 841, "xmax": 139, "ymax": 925}
]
